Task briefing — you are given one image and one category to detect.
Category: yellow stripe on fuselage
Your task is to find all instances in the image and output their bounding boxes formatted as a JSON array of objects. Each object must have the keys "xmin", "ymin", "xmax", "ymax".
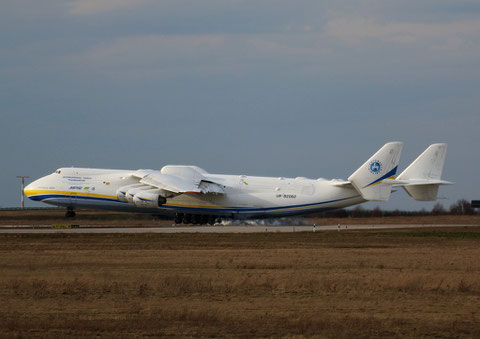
[
  {"xmin": 163, "ymin": 202, "xmax": 328, "ymax": 212},
  {"xmin": 25, "ymin": 190, "xmax": 330, "ymax": 213},
  {"xmin": 164, "ymin": 203, "xmax": 226, "ymax": 209},
  {"xmin": 24, "ymin": 189, "xmax": 118, "ymax": 200}
]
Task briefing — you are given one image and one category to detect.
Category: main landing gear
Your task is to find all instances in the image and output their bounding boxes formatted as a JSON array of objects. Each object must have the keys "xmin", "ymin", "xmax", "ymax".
[
  {"xmin": 174, "ymin": 213, "xmax": 220, "ymax": 225},
  {"xmin": 65, "ymin": 208, "xmax": 76, "ymax": 218}
]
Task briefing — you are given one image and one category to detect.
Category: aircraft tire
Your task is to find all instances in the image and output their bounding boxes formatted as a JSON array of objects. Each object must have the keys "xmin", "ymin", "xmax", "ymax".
[
  {"xmin": 183, "ymin": 214, "xmax": 191, "ymax": 224},
  {"xmin": 174, "ymin": 213, "xmax": 183, "ymax": 224},
  {"xmin": 65, "ymin": 210, "xmax": 76, "ymax": 218},
  {"xmin": 192, "ymin": 215, "xmax": 201, "ymax": 225}
]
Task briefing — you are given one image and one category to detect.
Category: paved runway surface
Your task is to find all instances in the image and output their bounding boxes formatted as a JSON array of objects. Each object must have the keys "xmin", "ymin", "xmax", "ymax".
[{"xmin": 0, "ymin": 224, "xmax": 477, "ymax": 233}]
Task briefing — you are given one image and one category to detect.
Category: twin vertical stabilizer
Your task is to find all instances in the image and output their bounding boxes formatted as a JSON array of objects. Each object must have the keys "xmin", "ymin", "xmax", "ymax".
[
  {"xmin": 346, "ymin": 142, "xmax": 452, "ymax": 201},
  {"xmin": 397, "ymin": 143, "xmax": 453, "ymax": 201},
  {"xmin": 348, "ymin": 142, "xmax": 403, "ymax": 201}
]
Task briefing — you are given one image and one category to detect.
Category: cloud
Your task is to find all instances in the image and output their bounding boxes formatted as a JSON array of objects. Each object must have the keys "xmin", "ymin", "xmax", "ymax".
[
  {"xmin": 63, "ymin": 34, "xmax": 237, "ymax": 78},
  {"xmin": 62, "ymin": 29, "xmax": 341, "ymax": 81},
  {"xmin": 68, "ymin": 0, "xmax": 152, "ymax": 15},
  {"xmin": 326, "ymin": 16, "xmax": 480, "ymax": 50},
  {"xmin": 81, "ymin": 34, "xmax": 226, "ymax": 60}
]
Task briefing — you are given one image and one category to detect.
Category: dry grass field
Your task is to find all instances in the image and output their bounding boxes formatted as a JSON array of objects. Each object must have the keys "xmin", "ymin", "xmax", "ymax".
[{"xmin": 1, "ymin": 227, "xmax": 480, "ymax": 337}]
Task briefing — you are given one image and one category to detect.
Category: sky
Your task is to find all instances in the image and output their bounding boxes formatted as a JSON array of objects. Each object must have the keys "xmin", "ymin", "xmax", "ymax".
[{"xmin": 1, "ymin": 0, "xmax": 479, "ymax": 211}]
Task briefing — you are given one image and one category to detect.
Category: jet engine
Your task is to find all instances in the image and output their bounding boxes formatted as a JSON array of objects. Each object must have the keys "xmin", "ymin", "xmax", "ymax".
[
  {"xmin": 125, "ymin": 186, "xmax": 153, "ymax": 204},
  {"xmin": 116, "ymin": 184, "xmax": 145, "ymax": 202},
  {"xmin": 133, "ymin": 191, "xmax": 167, "ymax": 208}
]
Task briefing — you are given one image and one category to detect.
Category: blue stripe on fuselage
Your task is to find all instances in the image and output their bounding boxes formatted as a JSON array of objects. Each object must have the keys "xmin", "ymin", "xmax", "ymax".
[
  {"xmin": 162, "ymin": 195, "xmax": 360, "ymax": 213},
  {"xmin": 29, "ymin": 194, "xmax": 125, "ymax": 203}
]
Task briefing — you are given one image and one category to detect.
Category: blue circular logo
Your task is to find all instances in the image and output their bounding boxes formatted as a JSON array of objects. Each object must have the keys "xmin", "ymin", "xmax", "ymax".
[{"xmin": 369, "ymin": 160, "xmax": 382, "ymax": 174}]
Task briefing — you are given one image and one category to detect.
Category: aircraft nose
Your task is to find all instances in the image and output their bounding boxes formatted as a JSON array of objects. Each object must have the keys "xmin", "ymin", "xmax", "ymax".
[
  {"xmin": 24, "ymin": 180, "xmax": 36, "ymax": 191},
  {"xmin": 23, "ymin": 180, "xmax": 38, "ymax": 199}
]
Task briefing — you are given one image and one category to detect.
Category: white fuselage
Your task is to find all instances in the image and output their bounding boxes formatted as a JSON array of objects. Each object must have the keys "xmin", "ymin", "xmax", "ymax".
[{"xmin": 25, "ymin": 167, "xmax": 365, "ymax": 219}]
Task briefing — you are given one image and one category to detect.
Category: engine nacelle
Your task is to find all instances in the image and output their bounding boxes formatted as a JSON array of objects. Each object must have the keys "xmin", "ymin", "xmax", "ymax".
[
  {"xmin": 116, "ymin": 184, "xmax": 145, "ymax": 202},
  {"xmin": 133, "ymin": 192, "xmax": 167, "ymax": 208},
  {"xmin": 125, "ymin": 186, "xmax": 152, "ymax": 204}
]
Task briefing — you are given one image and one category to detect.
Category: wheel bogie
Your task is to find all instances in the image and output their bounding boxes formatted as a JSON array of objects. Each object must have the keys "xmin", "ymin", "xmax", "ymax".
[
  {"xmin": 174, "ymin": 213, "xmax": 183, "ymax": 224},
  {"xmin": 177, "ymin": 214, "xmax": 223, "ymax": 225}
]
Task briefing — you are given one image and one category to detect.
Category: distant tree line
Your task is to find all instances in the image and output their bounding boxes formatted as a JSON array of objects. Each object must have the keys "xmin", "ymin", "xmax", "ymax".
[{"xmin": 315, "ymin": 199, "xmax": 477, "ymax": 218}]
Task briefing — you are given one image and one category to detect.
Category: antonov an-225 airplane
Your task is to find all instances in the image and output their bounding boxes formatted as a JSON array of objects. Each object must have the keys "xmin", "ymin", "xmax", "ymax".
[{"xmin": 25, "ymin": 142, "xmax": 452, "ymax": 224}]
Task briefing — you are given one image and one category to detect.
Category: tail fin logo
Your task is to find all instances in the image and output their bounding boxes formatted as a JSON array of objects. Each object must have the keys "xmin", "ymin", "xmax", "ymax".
[{"xmin": 369, "ymin": 160, "xmax": 382, "ymax": 174}]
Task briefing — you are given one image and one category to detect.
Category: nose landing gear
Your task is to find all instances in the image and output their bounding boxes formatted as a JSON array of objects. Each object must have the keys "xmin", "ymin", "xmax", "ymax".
[{"xmin": 65, "ymin": 208, "xmax": 76, "ymax": 218}]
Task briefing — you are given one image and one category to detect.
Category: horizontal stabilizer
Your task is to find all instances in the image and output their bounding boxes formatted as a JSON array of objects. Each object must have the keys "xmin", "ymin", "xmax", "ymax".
[
  {"xmin": 397, "ymin": 179, "xmax": 453, "ymax": 186},
  {"xmin": 330, "ymin": 180, "xmax": 352, "ymax": 187}
]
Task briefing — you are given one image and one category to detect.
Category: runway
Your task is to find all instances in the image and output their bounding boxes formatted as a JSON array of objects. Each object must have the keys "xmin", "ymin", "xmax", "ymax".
[{"xmin": 0, "ymin": 224, "xmax": 477, "ymax": 234}]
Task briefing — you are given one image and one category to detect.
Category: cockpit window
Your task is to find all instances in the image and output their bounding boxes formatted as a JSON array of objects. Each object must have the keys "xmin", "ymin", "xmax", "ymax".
[{"xmin": 56, "ymin": 170, "xmax": 61, "ymax": 174}]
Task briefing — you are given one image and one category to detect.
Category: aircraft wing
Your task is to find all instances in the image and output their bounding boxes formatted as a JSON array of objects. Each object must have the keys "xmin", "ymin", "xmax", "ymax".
[{"xmin": 132, "ymin": 169, "xmax": 225, "ymax": 194}]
